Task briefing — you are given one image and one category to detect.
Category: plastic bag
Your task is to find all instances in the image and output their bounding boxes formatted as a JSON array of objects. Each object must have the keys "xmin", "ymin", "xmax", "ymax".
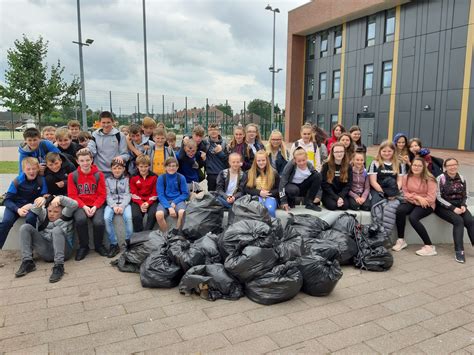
[
  {"xmin": 224, "ymin": 245, "xmax": 279, "ymax": 283},
  {"xmin": 140, "ymin": 251, "xmax": 183, "ymax": 288},
  {"xmin": 193, "ymin": 233, "xmax": 222, "ymax": 264},
  {"xmin": 319, "ymin": 229, "xmax": 358, "ymax": 265},
  {"xmin": 228, "ymin": 195, "xmax": 272, "ymax": 226},
  {"xmin": 354, "ymin": 225, "xmax": 394, "ymax": 271},
  {"xmin": 182, "ymin": 193, "xmax": 224, "ymax": 240},
  {"xmin": 178, "ymin": 264, "xmax": 243, "ymax": 301},
  {"xmin": 303, "ymin": 238, "xmax": 341, "ymax": 260},
  {"xmin": 219, "ymin": 220, "xmax": 274, "ymax": 259},
  {"xmin": 167, "ymin": 237, "xmax": 206, "ymax": 272},
  {"xmin": 274, "ymin": 226, "xmax": 304, "ymax": 262},
  {"xmin": 298, "ymin": 254, "xmax": 343, "ymax": 297},
  {"xmin": 285, "ymin": 214, "xmax": 330, "ymax": 239},
  {"xmin": 245, "ymin": 262, "xmax": 303, "ymax": 305},
  {"xmin": 271, "ymin": 217, "xmax": 284, "ymax": 240},
  {"xmin": 331, "ymin": 213, "xmax": 358, "ymax": 238}
]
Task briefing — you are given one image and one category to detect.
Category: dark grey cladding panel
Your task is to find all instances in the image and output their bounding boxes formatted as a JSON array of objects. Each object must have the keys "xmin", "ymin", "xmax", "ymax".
[
  {"xmin": 345, "ymin": 66, "xmax": 357, "ymax": 98},
  {"xmin": 422, "ymin": 52, "xmax": 439, "ymax": 92},
  {"xmin": 443, "ymin": 110, "xmax": 461, "ymax": 149},
  {"xmin": 382, "ymin": 43, "xmax": 394, "ymax": 62},
  {"xmin": 347, "ymin": 51, "xmax": 357, "ymax": 67},
  {"xmin": 398, "ymin": 93, "xmax": 413, "ymax": 112},
  {"xmin": 420, "ymin": 110, "xmax": 435, "ymax": 144},
  {"xmin": 400, "ymin": 56, "xmax": 415, "ymax": 93},
  {"xmin": 330, "ymin": 100, "xmax": 339, "ymax": 113},
  {"xmin": 446, "ymin": 89, "xmax": 463, "ymax": 110},
  {"xmin": 344, "ymin": 98, "xmax": 355, "ymax": 115},
  {"xmin": 402, "ymin": 37, "xmax": 416, "ymax": 57},
  {"xmin": 401, "ymin": 2, "xmax": 418, "ymax": 39},
  {"xmin": 448, "ymin": 47, "xmax": 467, "ymax": 89},
  {"xmin": 451, "ymin": 26, "xmax": 468, "ymax": 50},
  {"xmin": 453, "ymin": 0, "xmax": 471, "ymax": 27},
  {"xmin": 469, "ymin": 89, "xmax": 474, "ymax": 150},
  {"xmin": 379, "ymin": 95, "xmax": 391, "ymax": 113},
  {"xmin": 395, "ymin": 111, "xmax": 412, "ymax": 135},
  {"xmin": 376, "ymin": 111, "xmax": 389, "ymax": 143},
  {"xmin": 363, "ymin": 46, "xmax": 376, "ymax": 63},
  {"xmin": 306, "ymin": 61, "xmax": 315, "ymax": 75},
  {"xmin": 426, "ymin": 0, "xmax": 443, "ymax": 33},
  {"xmin": 425, "ymin": 32, "xmax": 440, "ymax": 53}
]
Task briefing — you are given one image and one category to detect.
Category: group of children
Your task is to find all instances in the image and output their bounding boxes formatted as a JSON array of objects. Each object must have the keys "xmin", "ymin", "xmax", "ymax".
[{"xmin": 1, "ymin": 114, "xmax": 473, "ymax": 284}]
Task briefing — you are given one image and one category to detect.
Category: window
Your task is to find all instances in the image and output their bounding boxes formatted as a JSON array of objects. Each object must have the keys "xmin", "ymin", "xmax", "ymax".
[
  {"xmin": 319, "ymin": 72, "xmax": 327, "ymax": 99},
  {"xmin": 334, "ymin": 27, "xmax": 342, "ymax": 54},
  {"xmin": 320, "ymin": 33, "xmax": 328, "ymax": 58},
  {"xmin": 385, "ymin": 9, "xmax": 395, "ymax": 42},
  {"xmin": 382, "ymin": 61, "xmax": 393, "ymax": 94},
  {"xmin": 363, "ymin": 64, "xmax": 374, "ymax": 96},
  {"xmin": 317, "ymin": 114, "xmax": 325, "ymax": 131},
  {"xmin": 331, "ymin": 114, "xmax": 339, "ymax": 127},
  {"xmin": 332, "ymin": 70, "xmax": 341, "ymax": 98},
  {"xmin": 306, "ymin": 75, "xmax": 314, "ymax": 100},
  {"xmin": 366, "ymin": 15, "xmax": 376, "ymax": 47},
  {"xmin": 307, "ymin": 36, "xmax": 315, "ymax": 60}
]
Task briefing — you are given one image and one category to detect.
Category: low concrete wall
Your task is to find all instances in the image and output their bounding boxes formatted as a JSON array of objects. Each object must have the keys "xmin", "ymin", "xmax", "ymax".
[{"xmin": 0, "ymin": 140, "xmax": 22, "ymax": 147}]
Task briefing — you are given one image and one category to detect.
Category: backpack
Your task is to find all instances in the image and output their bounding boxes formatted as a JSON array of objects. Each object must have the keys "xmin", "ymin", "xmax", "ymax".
[
  {"xmin": 0, "ymin": 176, "xmax": 44, "ymax": 206},
  {"xmin": 91, "ymin": 131, "xmax": 121, "ymax": 145},
  {"xmin": 162, "ymin": 173, "xmax": 182, "ymax": 193},
  {"xmin": 294, "ymin": 140, "xmax": 320, "ymax": 151}
]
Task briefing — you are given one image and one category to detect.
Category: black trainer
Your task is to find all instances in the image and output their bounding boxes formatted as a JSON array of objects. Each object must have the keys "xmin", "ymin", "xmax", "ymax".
[
  {"xmin": 15, "ymin": 260, "xmax": 36, "ymax": 277},
  {"xmin": 95, "ymin": 245, "xmax": 108, "ymax": 257},
  {"xmin": 49, "ymin": 264, "xmax": 64, "ymax": 283},
  {"xmin": 455, "ymin": 251, "xmax": 465, "ymax": 263},
  {"xmin": 107, "ymin": 244, "xmax": 120, "ymax": 258},
  {"xmin": 75, "ymin": 247, "xmax": 89, "ymax": 261},
  {"xmin": 305, "ymin": 202, "xmax": 322, "ymax": 212}
]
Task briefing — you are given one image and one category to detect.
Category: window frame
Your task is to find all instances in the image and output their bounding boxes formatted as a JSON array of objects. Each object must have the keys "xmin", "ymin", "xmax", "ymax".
[
  {"xmin": 319, "ymin": 72, "xmax": 327, "ymax": 100},
  {"xmin": 382, "ymin": 61, "xmax": 393, "ymax": 94},
  {"xmin": 363, "ymin": 64, "xmax": 374, "ymax": 96},
  {"xmin": 366, "ymin": 15, "xmax": 376, "ymax": 47},
  {"xmin": 320, "ymin": 32, "xmax": 328, "ymax": 58},
  {"xmin": 306, "ymin": 75, "xmax": 314, "ymax": 101},
  {"xmin": 384, "ymin": 9, "xmax": 396, "ymax": 43},
  {"xmin": 307, "ymin": 36, "xmax": 316, "ymax": 60},
  {"xmin": 331, "ymin": 114, "xmax": 339, "ymax": 127},
  {"xmin": 317, "ymin": 114, "xmax": 326, "ymax": 131},
  {"xmin": 332, "ymin": 70, "xmax": 341, "ymax": 99},
  {"xmin": 334, "ymin": 27, "xmax": 342, "ymax": 54}
]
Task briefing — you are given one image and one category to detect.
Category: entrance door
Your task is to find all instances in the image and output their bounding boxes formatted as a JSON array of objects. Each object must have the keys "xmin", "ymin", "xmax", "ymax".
[{"xmin": 357, "ymin": 113, "xmax": 375, "ymax": 147}]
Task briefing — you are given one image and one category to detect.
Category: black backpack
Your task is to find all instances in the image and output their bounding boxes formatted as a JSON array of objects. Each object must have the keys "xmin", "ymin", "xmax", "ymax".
[{"xmin": 431, "ymin": 156, "xmax": 444, "ymax": 177}]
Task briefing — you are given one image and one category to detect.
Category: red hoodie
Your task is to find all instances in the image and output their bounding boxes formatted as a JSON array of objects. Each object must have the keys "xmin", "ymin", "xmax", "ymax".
[
  {"xmin": 130, "ymin": 173, "xmax": 158, "ymax": 206},
  {"xmin": 326, "ymin": 128, "xmax": 338, "ymax": 152},
  {"xmin": 67, "ymin": 164, "xmax": 106, "ymax": 208}
]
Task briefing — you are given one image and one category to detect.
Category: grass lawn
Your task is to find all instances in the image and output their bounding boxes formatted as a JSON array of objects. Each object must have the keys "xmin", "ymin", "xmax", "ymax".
[
  {"xmin": 0, "ymin": 132, "xmax": 23, "ymax": 140},
  {"xmin": 366, "ymin": 155, "xmax": 374, "ymax": 167},
  {"xmin": 0, "ymin": 162, "xmax": 18, "ymax": 174}
]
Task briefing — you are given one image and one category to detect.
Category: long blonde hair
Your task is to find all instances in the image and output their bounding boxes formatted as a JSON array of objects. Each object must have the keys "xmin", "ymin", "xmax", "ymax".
[
  {"xmin": 265, "ymin": 129, "xmax": 288, "ymax": 160},
  {"xmin": 376, "ymin": 140, "xmax": 400, "ymax": 174},
  {"xmin": 246, "ymin": 150, "xmax": 275, "ymax": 190}
]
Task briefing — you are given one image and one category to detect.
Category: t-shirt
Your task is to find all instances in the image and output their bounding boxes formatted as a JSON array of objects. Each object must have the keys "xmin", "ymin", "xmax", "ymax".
[
  {"xmin": 368, "ymin": 161, "xmax": 405, "ymax": 185},
  {"xmin": 225, "ymin": 173, "xmax": 238, "ymax": 196},
  {"xmin": 292, "ymin": 167, "xmax": 311, "ymax": 184},
  {"xmin": 153, "ymin": 148, "xmax": 165, "ymax": 176},
  {"xmin": 256, "ymin": 175, "xmax": 268, "ymax": 190}
]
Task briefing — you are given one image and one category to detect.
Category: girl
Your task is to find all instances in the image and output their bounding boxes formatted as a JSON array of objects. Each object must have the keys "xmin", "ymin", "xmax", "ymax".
[
  {"xmin": 312, "ymin": 125, "xmax": 328, "ymax": 153},
  {"xmin": 216, "ymin": 153, "xmax": 247, "ymax": 209},
  {"xmin": 368, "ymin": 140, "xmax": 405, "ymax": 206},
  {"xmin": 321, "ymin": 143, "xmax": 352, "ymax": 210},
  {"xmin": 266, "ymin": 129, "xmax": 289, "ymax": 175},
  {"xmin": 245, "ymin": 123, "xmax": 265, "ymax": 155},
  {"xmin": 289, "ymin": 123, "xmax": 326, "ymax": 172},
  {"xmin": 227, "ymin": 126, "xmax": 253, "ymax": 171},
  {"xmin": 393, "ymin": 133, "xmax": 410, "ymax": 167},
  {"xmin": 245, "ymin": 150, "xmax": 280, "ymax": 217},
  {"xmin": 435, "ymin": 158, "xmax": 474, "ymax": 263},
  {"xmin": 394, "ymin": 157, "xmax": 437, "ymax": 256},
  {"xmin": 349, "ymin": 125, "xmax": 367, "ymax": 156},
  {"xmin": 326, "ymin": 123, "xmax": 345, "ymax": 152},
  {"xmin": 338, "ymin": 133, "xmax": 355, "ymax": 160},
  {"xmin": 408, "ymin": 138, "xmax": 433, "ymax": 174},
  {"xmin": 348, "ymin": 152, "xmax": 371, "ymax": 211}
]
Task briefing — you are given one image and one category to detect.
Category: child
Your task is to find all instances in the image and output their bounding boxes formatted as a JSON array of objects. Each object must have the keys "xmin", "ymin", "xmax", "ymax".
[
  {"xmin": 290, "ymin": 123, "xmax": 327, "ymax": 173},
  {"xmin": 348, "ymin": 152, "xmax": 371, "ymax": 211},
  {"xmin": 394, "ymin": 157, "xmax": 437, "ymax": 256},
  {"xmin": 104, "ymin": 160, "xmax": 132, "ymax": 258},
  {"xmin": 326, "ymin": 123, "xmax": 345, "ymax": 152},
  {"xmin": 245, "ymin": 150, "xmax": 280, "ymax": 217},
  {"xmin": 67, "ymin": 120, "xmax": 82, "ymax": 144},
  {"xmin": 142, "ymin": 116, "xmax": 157, "ymax": 144},
  {"xmin": 55, "ymin": 128, "xmax": 79, "ymax": 167},
  {"xmin": 150, "ymin": 127, "xmax": 175, "ymax": 176},
  {"xmin": 393, "ymin": 133, "xmax": 410, "ymax": 167},
  {"xmin": 19, "ymin": 127, "xmax": 60, "ymax": 174},
  {"xmin": 68, "ymin": 149, "xmax": 107, "ymax": 261},
  {"xmin": 177, "ymin": 139, "xmax": 205, "ymax": 188},
  {"xmin": 44, "ymin": 152, "xmax": 76, "ymax": 196},
  {"xmin": 155, "ymin": 157, "xmax": 189, "ymax": 232},
  {"xmin": 119, "ymin": 125, "xmax": 130, "ymax": 136},
  {"xmin": 321, "ymin": 142, "xmax": 352, "ymax": 210},
  {"xmin": 78, "ymin": 131, "xmax": 92, "ymax": 149},
  {"xmin": 130, "ymin": 155, "xmax": 158, "ymax": 232},
  {"xmin": 166, "ymin": 131, "xmax": 180, "ymax": 153},
  {"xmin": 88, "ymin": 111, "xmax": 129, "ymax": 177},
  {"xmin": 204, "ymin": 123, "xmax": 228, "ymax": 191},
  {"xmin": 245, "ymin": 123, "xmax": 265, "ymax": 154},
  {"xmin": 227, "ymin": 126, "xmax": 253, "ymax": 171},
  {"xmin": 16, "ymin": 195, "xmax": 78, "ymax": 283},
  {"xmin": 127, "ymin": 123, "xmax": 154, "ymax": 176},
  {"xmin": 266, "ymin": 129, "xmax": 289, "ymax": 176},
  {"xmin": 279, "ymin": 148, "xmax": 322, "ymax": 212},
  {"xmin": 182, "ymin": 125, "xmax": 207, "ymax": 152},
  {"xmin": 216, "ymin": 153, "xmax": 247, "ymax": 209},
  {"xmin": 349, "ymin": 125, "xmax": 367, "ymax": 156},
  {"xmin": 0, "ymin": 157, "xmax": 48, "ymax": 249},
  {"xmin": 408, "ymin": 138, "xmax": 433, "ymax": 174},
  {"xmin": 42, "ymin": 126, "xmax": 56, "ymax": 143},
  {"xmin": 338, "ymin": 133, "xmax": 355, "ymax": 160}
]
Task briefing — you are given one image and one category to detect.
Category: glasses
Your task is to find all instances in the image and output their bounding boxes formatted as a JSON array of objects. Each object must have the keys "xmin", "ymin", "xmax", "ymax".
[{"xmin": 445, "ymin": 164, "xmax": 458, "ymax": 168}]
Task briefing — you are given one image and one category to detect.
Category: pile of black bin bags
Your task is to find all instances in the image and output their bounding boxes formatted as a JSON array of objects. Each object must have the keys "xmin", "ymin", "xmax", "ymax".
[{"xmin": 111, "ymin": 194, "xmax": 394, "ymax": 305}]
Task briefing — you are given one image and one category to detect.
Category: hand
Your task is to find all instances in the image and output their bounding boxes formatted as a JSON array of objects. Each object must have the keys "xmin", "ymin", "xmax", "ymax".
[
  {"xmin": 50, "ymin": 196, "xmax": 62, "ymax": 207},
  {"xmin": 114, "ymin": 206, "xmax": 123, "ymax": 214},
  {"xmin": 143, "ymin": 144, "xmax": 150, "ymax": 152},
  {"xmin": 461, "ymin": 206, "xmax": 467, "ymax": 213},
  {"xmin": 337, "ymin": 197, "xmax": 344, "ymax": 207},
  {"xmin": 183, "ymin": 136, "xmax": 190, "ymax": 145},
  {"xmin": 355, "ymin": 197, "xmax": 362, "ymax": 205},
  {"xmin": 113, "ymin": 156, "xmax": 124, "ymax": 165},
  {"xmin": 39, "ymin": 164, "xmax": 46, "ymax": 175},
  {"xmin": 17, "ymin": 207, "xmax": 29, "ymax": 217},
  {"xmin": 260, "ymin": 190, "xmax": 270, "ymax": 198},
  {"xmin": 89, "ymin": 206, "xmax": 97, "ymax": 216},
  {"xmin": 55, "ymin": 181, "xmax": 65, "ymax": 188},
  {"xmin": 34, "ymin": 196, "xmax": 46, "ymax": 208},
  {"xmin": 282, "ymin": 204, "xmax": 290, "ymax": 212},
  {"xmin": 227, "ymin": 196, "xmax": 235, "ymax": 204},
  {"xmin": 169, "ymin": 207, "xmax": 177, "ymax": 217},
  {"xmin": 417, "ymin": 196, "xmax": 429, "ymax": 208},
  {"xmin": 213, "ymin": 144, "xmax": 222, "ymax": 154},
  {"xmin": 140, "ymin": 202, "xmax": 148, "ymax": 213},
  {"xmin": 454, "ymin": 207, "xmax": 463, "ymax": 215},
  {"xmin": 359, "ymin": 197, "xmax": 366, "ymax": 205},
  {"xmin": 200, "ymin": 151, "xmax": 206, "ymax": 161},
  {"xmin": 83, "ymin": 206, "xmax": 92, "ymax": 217},
  {"xmin": 314, "ymin": 197, "xmax": 321, "ymax": 204}
]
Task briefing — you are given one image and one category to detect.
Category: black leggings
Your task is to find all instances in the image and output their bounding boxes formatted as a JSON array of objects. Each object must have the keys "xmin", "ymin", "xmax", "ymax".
[
  {"xmin": 435, "ymin": 206, "xmax": 474, "ymax": 251},
  {"xmin": 322, "ymin": 193, "xmax": 349, "ymax": 210},
  {"xmin": 285, "ymin": 172, "xmax": 321, "ymax": 206},
  {"xmin": 396, "ymin": 202, "xmax": 433, "ymax": 245},
  {"xmin": 348, "ymin": 196, "xmax": 372, "ymax": 211},
  {"xmin": 131, "ymin": 202, "xmax": 157, "ymax": 232}
]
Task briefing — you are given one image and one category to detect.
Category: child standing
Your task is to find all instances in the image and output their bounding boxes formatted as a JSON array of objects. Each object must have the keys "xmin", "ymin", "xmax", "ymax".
[
  {"xmin": 155, "ymin": 158, "xmax": 189, "ymax": 232},
  {"xmin": 216, "ymin": 153, "xmax": 247, "ymax": 209},
  {"xmin": 41, "ymin": 126, "xmax": 57, "ymax": 143},
  {"xmin": 19, "ymin": 128, "xmax": 60, "ymax": 174},
  {"xmin": 245, "ymin": 123, "xmax": 265, "ymax": 155},
  {"xmin": 289, "ymin": 123, "xmax": 326, "ymax": 173},
  {"xmin": 177, "ymin": 139, "xmax": 205, "ymax": 187},
  {"xmin": 266, "ymin": 130, "xmax": 289, "ymax": 176},
  {"xmin": 67, "ymin": 120, "xmax": 82, "ymax": 145},
  {"xmin": 349, "ymin": 125, "xmax": 367, "ymax": 156},
  {"xmin": 55, "ymin": 128, "xmax": 80, "ymax": 167},
  {"xmin": 142, "ymin": 116, "xmax": 157, "ymax": 144},
  {"xmin": 348, "ymin": 152, "xmax": 371, "ymax": 211},
  {"xmin": 44, "ymin": 152, "xmax": 76, "ymax": 196},
  {"xmin": 393, "ymin": 133, "xmax": 410, "ymax": 167},
  {"xmin": 204, "ymin": 123, "xmax": 228, "ymax": 191},
  {"xmin": 127, "ymin": 123, "xmax": 154, "ymax": 176},
  {"xmin": 227, "ymin": 126, "xmax": 253, "ymax": 171},
  {"xmin": 78, "ymin": 131, "xmax": 92, "ymax": 149},
  {"xmin": 408, "ymin": 138, "xmax": 433, "ymax": 174},
  {"xmin": 104, "ymin": 160, "xmax": 132, "ymax": 258},
  {"xmin": 150, "ymin": 127, "xmax": 175, "ymax": 176},
  {"xmin": 338, "ymin": 133, "xmax": 355, "ymax": 160},
  {"xmin": 166, "ymin": 132, "xmax": 180, "ymax": 153},
  {"xmin": 326, "ymin": 123, "xmax": 345, "ymax": 152}
]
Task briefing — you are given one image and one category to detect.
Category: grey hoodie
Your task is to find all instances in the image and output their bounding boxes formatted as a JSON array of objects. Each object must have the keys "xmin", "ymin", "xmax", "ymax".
[
  {"xmin": 106, "ymin": 175, "xmax": 131, "ymax": 209},
  {"xmin": 129, "ymin": 136, "xmax": 155, "ymax": 176},
  {"xmin": 88, "ymin": 128, "xmax": 129, "ymax": 174}
]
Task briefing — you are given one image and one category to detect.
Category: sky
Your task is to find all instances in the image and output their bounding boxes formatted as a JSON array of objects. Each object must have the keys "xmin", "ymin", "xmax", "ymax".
[{"xmin": 0, "ymin": 0, "xmax": 308, "ymax": 115}]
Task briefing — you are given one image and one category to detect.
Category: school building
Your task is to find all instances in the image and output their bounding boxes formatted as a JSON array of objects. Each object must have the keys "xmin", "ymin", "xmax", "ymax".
[{"xmin": 285, "ymin": 0, "xmax": 474, "ymax": 150}]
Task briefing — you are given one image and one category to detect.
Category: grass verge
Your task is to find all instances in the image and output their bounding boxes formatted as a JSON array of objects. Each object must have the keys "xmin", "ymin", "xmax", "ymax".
[{"xmin": 0, "ymin": 161, "xmax": 18, "ymax": 174}]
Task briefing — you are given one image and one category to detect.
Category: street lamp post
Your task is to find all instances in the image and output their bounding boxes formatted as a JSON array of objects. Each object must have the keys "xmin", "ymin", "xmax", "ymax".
[
  {"xmin": 142, "ymin": 0, "xmax": 149, "ymax": 115},
  {"xmin": 266, "ymin": 4, "xmax": 280, "ymax": 131}
]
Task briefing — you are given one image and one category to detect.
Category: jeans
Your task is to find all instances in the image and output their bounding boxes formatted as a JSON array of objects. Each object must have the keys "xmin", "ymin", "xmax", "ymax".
[
  {"xmin": 104, "ymin": 205, "xmax": 133, "ymax": 245},
  {"xmin": 0, "ymin": 208, "xmax": 37, "ymax": 249},
  {"xmin": 435, "ymin": 205, "xmax": 474, "ymax": 251},
  {"xmin": 259, "ymin": 197, "xmax": 277, "ymax": 217},
  {"xmin": 73, "ymin": 206, "xmax": 105, "ymax": 249},
  {"xmin": 217, "ymin": 196, "xmax": 232, "ymax": 209},
  {"xmin": 396, "ymin": 202, "xmax": 433, "ymax": 245}
]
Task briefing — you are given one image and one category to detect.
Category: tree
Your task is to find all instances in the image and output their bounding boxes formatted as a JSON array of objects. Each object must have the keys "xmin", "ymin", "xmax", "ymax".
[
  {"xmin": 0, "ymin": 35, "xmax": 80, "ymax": 126},
  {"xmin": 247, "ymin": 99, "xmax": 271, "ymax": 122},
  {"xmin": 216, "ymin": 103, "xmax": 233, "ymax": 117}
]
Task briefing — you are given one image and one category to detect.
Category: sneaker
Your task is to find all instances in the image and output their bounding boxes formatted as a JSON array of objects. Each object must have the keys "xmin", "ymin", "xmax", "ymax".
[
  {"xmin": 416, "ymin": 245, "xmax": 437, "ymax": 256},
  {"xmin": 49, "ymin": 264, "xmax": 64, "ymax": 283},
  {"xmin": 107, "ymin": 244, "xmax": 120, "ymax": 258},
  {"xmin": 95, "ymin": 245, "xmax": 108, "ymax": 257},
  {"xmin": 305, "ymin": 202, "xmax": 322, "ymax": 212},
  {"xmin": 15, "ymin": 260, "xmax": 36, "ymax": 277},
  {"xmin": 392, "ymin": 238, "xmax": 408, "ymax": 252},
  {"xmin": 75, "ymin": 247, "xmax": 89, "ymax": 261},
  {"xmin": 455, "ymin": 251, "xmax": 466, "ymax": 263}
]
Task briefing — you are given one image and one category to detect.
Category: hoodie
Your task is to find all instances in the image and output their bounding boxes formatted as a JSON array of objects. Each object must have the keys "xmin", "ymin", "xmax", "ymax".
[
  {"xmin": 3, "ymin": 174, "xmax": 48, "ymax": 212},
  {"xmin": 326, "ymin": 128, "xmax": 339, "ymax": 152},
  {"xmin": 106, "ymin": 174, "xmax": 131, "ymax": 209},
  {"xmin": 177, "ymin": 149, "xmax": 203, "ymax": 183},
  {"xmin": 44, "ymin": 158, "xmax": 76, "ymax": 196},
  {"xmin": 130, "ymin": 173, "xmax": 158, "ymax": 206},
  {"xmin": 128, "ymin": 136, "xmax": 155, "ymax": 176},
  {"xmin": 203, "ymin": 135, "xmax": 228, "ymax": 175},
  {"xmin": 67, "ymin": 164, "xmax": 106, "ymax": 208},
  {"xmin": 88, "ymin": 128, "xmax": 129, "ymax": 174},
  {"xmin": 393, "ymin": 133, "xmax": 409, "ymax": 159},
  {"xmin": 156, "ymin": 172, "xmax": 189, "ymax": 208},
  {"xmin": 58, "ymin": 142, "xmax": 80, "ymax": 167},
  {"xmin": 18, "ymin": 140, "xmax": 60, "ymax": 173}
]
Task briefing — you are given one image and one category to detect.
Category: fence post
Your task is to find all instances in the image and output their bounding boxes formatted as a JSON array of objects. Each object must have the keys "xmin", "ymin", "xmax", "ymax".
[
  {"xmin": 243, "ymin": 101, "xmax": 246, "ymax": 126},
  {"xmin": 162, "ymin": 95, "xmax": 165, "ymax": 123},
  {"xmin": 109, "ymin": 91, "xmax": 112, "ymax": 113},
  {"xmin": 137, "ymin": 93, "xmax": 140, "ymax": 121},
  {"xmin": 185, "ymin": 96, "xmax": 188, "ymax": 134},
  {"xmin": 205, "ymin": 98, "xmax": 209, "ymax": 128}
]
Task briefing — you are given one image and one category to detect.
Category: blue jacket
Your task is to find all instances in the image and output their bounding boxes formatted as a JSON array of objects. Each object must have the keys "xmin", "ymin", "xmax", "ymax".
[
  {"xmin": 177, "ymin": 149, "xmax": 203, "ymax": 183},
  {"xmin": 203, "ymin": 136, "xmax": 228, "ymax": 175},
  {"xmin": 156, "ymin": 173, "xmax": 189, "ymax": 208},
  {"xmin": 4, "ymin": 173, "xmax": 48, "ymax": 212},
  {"xmin": 18, "ymin": 140, "xmax": 60, "ymax": 173}
]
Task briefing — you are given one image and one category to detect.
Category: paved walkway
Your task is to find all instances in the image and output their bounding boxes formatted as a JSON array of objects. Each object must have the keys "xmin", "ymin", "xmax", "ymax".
[{"xmin": 0, "ymin": 244, "xmax": 473, "ymax": 354}]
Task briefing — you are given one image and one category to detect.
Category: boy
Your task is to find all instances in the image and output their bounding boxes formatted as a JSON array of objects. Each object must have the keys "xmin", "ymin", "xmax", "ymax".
[
  {"xmin": 0, "ymin": 157, "xmax": 48, "ymax": 248},
  {"xmin": 67, "ymin": 149, "xmax": 107, "ymax": 260},
  {"xmin": 155, "ymin": 157, "xmax": 189, "ymax": 232},
  {"xmin": 15, "ymin": 195, "xmax": 78, "ymax": 283},
  {"xmin": 55, "ymin": 128, "xmax": 79, "ymax": 167},
  {"xmin": 142, "ymin": 116, "xmax": 157, "ymax": 144},
  {"xmin": 150, "ymin": 127, "xmax": 175, "ymax": 176},
  {"xmin": 44, "ymin": 152, "xmax": 76, "ymax": 196},
  {"xmin": 166, "ymin": 132, "xmax": 179, "ymax": 153},
  {"xmin": 88, "ymin": 111, "xmax": 129, "ymax": 177},
  {"xmin": 181, "ymin": 125, "xmax": 207, "ymax": 153},
  {"xmin": 67, "ymin": 120, "xmax": 82, "ymax": 144},
  {"xmin": 203, "ymin": 123, "xmax": 228, "ymax": 191},
  {"xmin": 127, "ymin": 123, "xmax": 154, "ymax": 176},
  {"xmin": 78, "ymin": 131, "xmax": 92, "ymax": 149},
  {"xmin": 177, "ymin": 139, "xmax": 204, "ymax": 187},
  {"xmin": 130, "ymin": 155, "xmax": 158, "ymax": 232},
  {"xmin": 216, "ymin": 153, "xmax": 247, "ymax": 208},
  {"xmin": 19, "ymin": 127, "xmax": 60, "ymax": 174},
  {"xmin": 104, "ymin": 160, "xmax": 132, "ymax": 258},
  {"xmin": 41, "ymin": 126, "xmax": 56, "ymax": 143}
]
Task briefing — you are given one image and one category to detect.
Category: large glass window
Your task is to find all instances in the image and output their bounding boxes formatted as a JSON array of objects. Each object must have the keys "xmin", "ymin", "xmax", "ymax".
[
  {"xmin": 363, "ymin": 64, "xmax": 374, "ymax": 96},
  {"xmin": 317, "ymin": 114, "xmax": 325, "ymax": 131},
  {"xmin": 320, "ymin": 33, "xmax": 328, "ymax": 58},
  {"xmin": 385, "ymin": 9, "xmax": 395, "ymax": 42},
  {"xmin": 319, "ymin": 72, "xmax": 327, "ymax": 99},
  {"xmin": 366, "ymin": 16, "xmax": 376, "ymax": 47},
  {"xmin": 334, "ymin": 27, "xmax": 342, "ymax": 54},
  {"xmin": 332, "ymin": 70, "xmax": 341, "ymax": 98},
  {"xmin": 307, "ymin": 36, "xmax": 315, "ymax": 60},
  {"xmin": 382, "ymin": 61, "xmax": 393, "ymax": 94},
  {"xmin": 331, "ymin": 114, "xmax": 339, "ymax": 127},
  {"xmin": 306, "ymin": 76, "xmax": 314, "ymax": 100}
]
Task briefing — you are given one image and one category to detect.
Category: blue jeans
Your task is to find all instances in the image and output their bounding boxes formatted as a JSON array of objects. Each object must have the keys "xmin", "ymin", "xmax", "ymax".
[
  {"xmin": 0, "ymin": 208, "xmax": 37, "ymax": 249},
  {"xmin": 104, "ymin": 205, "xmax": 133, "ymax": 245},
  {"xmin": 217, "ymin": 196, "xmax": 232, "ymax": 209},
  {"xmin": 259, "ymin": 197, "xmax": 277, "ymax": 218}
]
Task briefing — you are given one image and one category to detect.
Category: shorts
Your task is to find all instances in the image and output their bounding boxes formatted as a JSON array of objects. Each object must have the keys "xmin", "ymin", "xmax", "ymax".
[{"xmin": 157, "ymin": 201, "xmax": 187, "ymax": 217}]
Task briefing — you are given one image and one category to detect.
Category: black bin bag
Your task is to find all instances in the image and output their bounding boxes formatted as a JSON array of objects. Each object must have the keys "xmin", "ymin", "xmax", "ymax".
[
  {"xmin": 182, "ymin": 193, "xmax": 224, "ymax": 240},
  {"xmin": 167, "ymin": 237, "xmax": 206, "ymax": 272},
  {"xmin": 193, "ymin": 233, "xmax": 222, "ymax": 264},
  {"xmin": 298, "ymin": 253, "xmax": 343, "ymax": 297},
  {"xmin": 319, "ymin": 229, "xmax": 358, "ymax": 265},
  {"xmin": 245, "ymin": 261, "xmax": 303, "ymax": 305},
  {"xmin": 140, "ymin": 251, "xmax": 183, "ymax": 288},
  {"xmin": 331, "ymin": 212, "xmax": 359, "ymax": 238},
  {"xmin": 228, "ymin": 195, "xmax": 272, "ymax": 225},
  {"xmin": 285, "ymin": 214, "xmax": 330, "ymax": 239},
  {"xmin": 274, "ymin": 226, "xmax": 304, "ymax": 262},
  {"xmin": 354, "ymin": 224, "xmax": 394, "ymax": 272},
  {"xmin": 178, "ymin": 264, "xmax": 243, "ymax": 301},
  {"xmin": 303, "ymin": 238, "xmax": 340, "ymax": 260}
]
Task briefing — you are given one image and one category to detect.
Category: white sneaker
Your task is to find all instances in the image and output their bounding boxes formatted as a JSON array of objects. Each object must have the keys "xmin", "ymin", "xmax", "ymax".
[
  {"xmin": 392, "ymin": 238, "xmax": 408, "ymax": 252},
  {"xmin": 416, "ymin": 245, "xmax": 437, "ymax": 256}
]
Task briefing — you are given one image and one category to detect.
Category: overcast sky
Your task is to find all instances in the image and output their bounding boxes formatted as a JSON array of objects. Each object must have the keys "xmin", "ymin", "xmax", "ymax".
[{"xmin": 0, "ymin": 0, "xmax": 308, "ymax": 115}]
